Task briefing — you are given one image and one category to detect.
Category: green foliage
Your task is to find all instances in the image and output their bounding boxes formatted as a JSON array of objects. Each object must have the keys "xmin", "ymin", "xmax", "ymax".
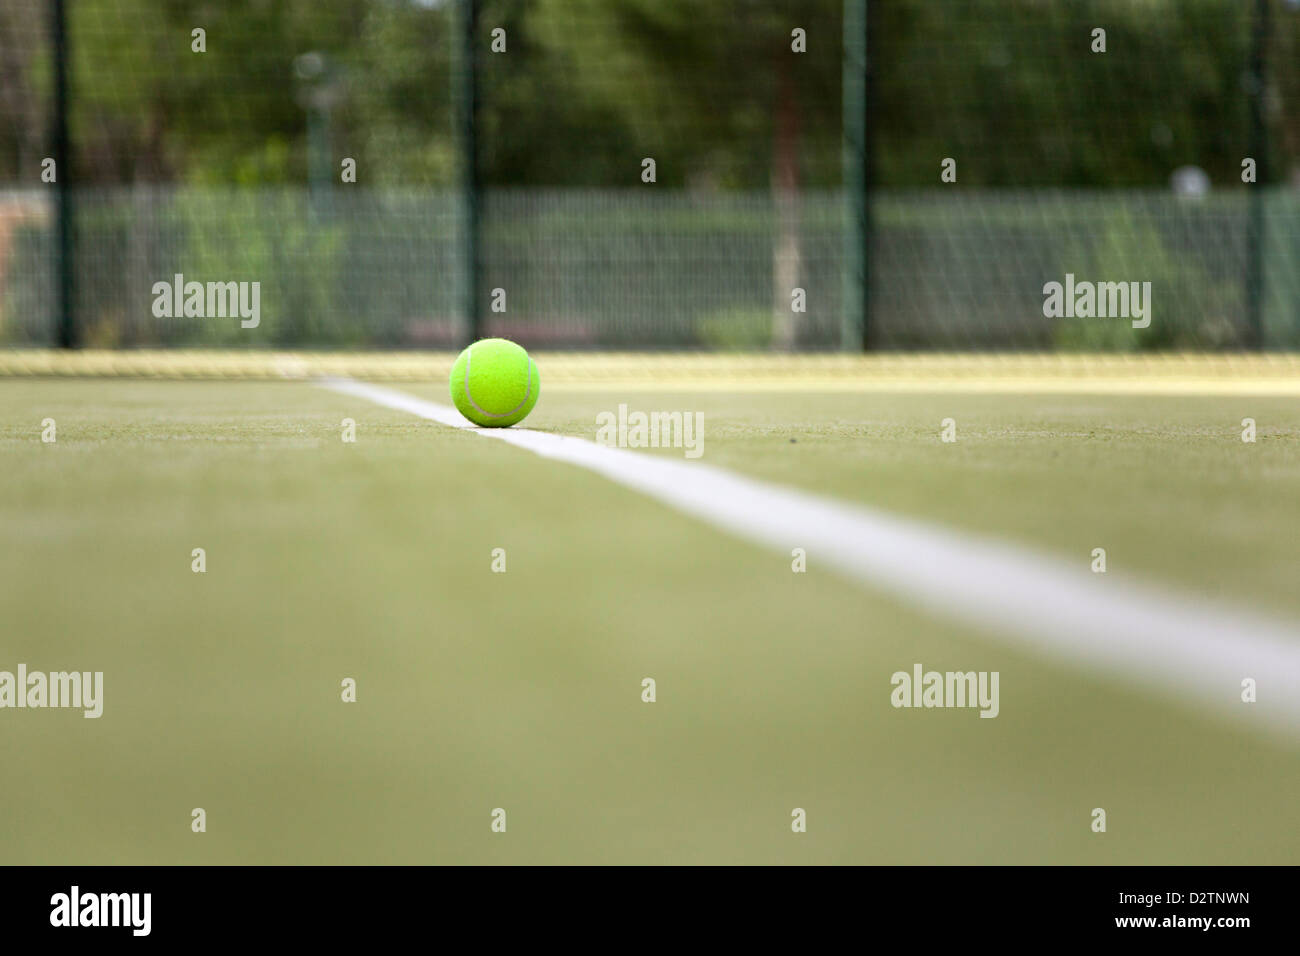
[
  {"xmin": 177, "ymin": 191, "xmax": 344, "ymax": 345},
  {"xmin": 6, "ymin": 0, "xmax": 1289, "ymax": 190},
  {"xmin": 1053, "ymin": 203, "xmax": 1241, "ymax": 350},
  {"xmin": 697, "ymin": 307, "xmax": 773, "ymax": 349},
  {"xmin": 0, "ymin": 221, "xmax": 54, "ymax": 344}
]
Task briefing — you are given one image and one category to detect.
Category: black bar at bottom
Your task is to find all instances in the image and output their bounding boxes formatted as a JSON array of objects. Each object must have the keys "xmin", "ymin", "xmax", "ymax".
[{"xmin": 0, "ymin": 865, "xmax": 1282, "ymax": 941}]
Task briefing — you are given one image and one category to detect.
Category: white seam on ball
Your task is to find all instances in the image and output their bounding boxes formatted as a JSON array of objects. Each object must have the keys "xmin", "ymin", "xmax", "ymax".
[{"xmin": 464, "ymin": 345, "xmax": 533, "ymax": 419}]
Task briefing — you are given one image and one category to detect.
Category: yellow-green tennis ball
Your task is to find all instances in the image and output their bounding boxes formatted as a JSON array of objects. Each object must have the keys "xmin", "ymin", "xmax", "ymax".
[{"xmin": 449, "ymin": 337, "xmax": 540, "ymax": 427}]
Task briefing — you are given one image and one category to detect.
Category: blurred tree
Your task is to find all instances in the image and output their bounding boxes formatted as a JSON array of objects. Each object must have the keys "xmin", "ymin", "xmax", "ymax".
[{"xmin": 0, "ymin": 0, "xmax": 1295, "ymax": 189}]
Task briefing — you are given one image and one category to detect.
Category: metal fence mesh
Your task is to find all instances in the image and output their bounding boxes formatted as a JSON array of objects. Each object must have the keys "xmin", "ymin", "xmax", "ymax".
[{"xmin": 1, "ymin": 0, "xmax": 1298, "ymax": 351}]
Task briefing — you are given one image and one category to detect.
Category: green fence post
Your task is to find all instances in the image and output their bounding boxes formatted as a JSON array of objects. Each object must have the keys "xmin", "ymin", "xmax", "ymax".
[
  {"xmin": 842, "ymin": 0, "xmax": 870, "ymax": 351},
  {"xmin": 455, "ymin": 0, "xmax": 482, "ymax": 347},
  {"xmin": 52, "ymin": 0, "xmax": 77, "ymax": 348},
  {"xmin": 1246, "ymin": 0, "xmax": 1269, "ymax": 349}
]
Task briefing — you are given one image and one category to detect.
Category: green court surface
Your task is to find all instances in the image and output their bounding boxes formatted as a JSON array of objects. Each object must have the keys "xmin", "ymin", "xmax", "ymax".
[{"xmin": 2, "ymin": 379, "xmax": 1297, "ymax": 864}]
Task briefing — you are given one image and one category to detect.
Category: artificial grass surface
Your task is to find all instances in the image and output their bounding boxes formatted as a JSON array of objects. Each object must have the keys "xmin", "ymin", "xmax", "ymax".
[{"xmin": 1, "ymin": 379, "xmax": 1296, "ymax": 863}]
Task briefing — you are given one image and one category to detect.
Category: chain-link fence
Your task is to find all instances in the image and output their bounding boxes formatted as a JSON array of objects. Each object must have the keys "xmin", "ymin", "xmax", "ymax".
[{"xmin": 1, "ymin": 0, "xmax": 1298, "ymax": 350}]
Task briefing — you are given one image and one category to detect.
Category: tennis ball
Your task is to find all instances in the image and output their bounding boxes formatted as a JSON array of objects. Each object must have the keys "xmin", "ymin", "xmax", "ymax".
[{"xmin": 449, "ymin": 337, "xmax": 540, "ymax": 427}]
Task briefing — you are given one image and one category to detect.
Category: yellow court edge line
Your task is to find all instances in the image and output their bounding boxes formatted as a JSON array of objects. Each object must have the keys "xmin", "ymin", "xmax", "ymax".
[{"xmin": 3, "ymin": 350, "xmax": 1300, "ymax": 394}]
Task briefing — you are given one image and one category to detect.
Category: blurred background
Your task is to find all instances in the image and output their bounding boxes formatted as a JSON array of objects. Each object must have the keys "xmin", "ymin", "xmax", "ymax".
[{"xmin": 2, "ymin": 0, "xmax": 1300, "ymax": 352}]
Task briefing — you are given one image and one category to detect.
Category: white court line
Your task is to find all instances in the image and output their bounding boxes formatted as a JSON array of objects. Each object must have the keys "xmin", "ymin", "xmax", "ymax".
[{"xmin": 320, "ymin": 377, "xmax": 1300, "ymax": 738}]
